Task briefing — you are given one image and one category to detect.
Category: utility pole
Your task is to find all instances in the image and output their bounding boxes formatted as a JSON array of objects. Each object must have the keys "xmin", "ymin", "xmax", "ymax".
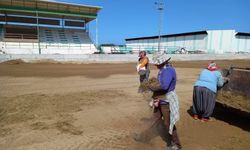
[
  {"xmin": 96, "ymin": 16, "xmax": 98, "ymax": 47},
  {"xmin": 155, "ymin": 0, "xmax": 164, "ymax": 52}
]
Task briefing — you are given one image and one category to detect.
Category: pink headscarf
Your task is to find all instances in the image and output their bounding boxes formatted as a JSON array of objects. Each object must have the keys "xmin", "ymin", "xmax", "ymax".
[{"xmin": 207, "ymin": 62, "xmax": 217, "ymax": 71}]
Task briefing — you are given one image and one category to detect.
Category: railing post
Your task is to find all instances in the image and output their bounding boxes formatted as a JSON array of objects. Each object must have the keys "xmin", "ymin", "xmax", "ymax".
[{"xmin": 36, "ymin": 11, "xmax": 41, "ymax": 54}]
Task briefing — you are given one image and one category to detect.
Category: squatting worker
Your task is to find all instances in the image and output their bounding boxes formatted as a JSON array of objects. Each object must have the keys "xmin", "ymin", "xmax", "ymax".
[
  {"xmin": 136, "ymin": 51, "xmax": 150, "ymax": 83},
  {"xmin": 134, "ymin": 52, "xmax": 182, "ymax": 150},
  {"xmin": 192, "ymin": 61, "xmax": 229, "ymax": 122}
]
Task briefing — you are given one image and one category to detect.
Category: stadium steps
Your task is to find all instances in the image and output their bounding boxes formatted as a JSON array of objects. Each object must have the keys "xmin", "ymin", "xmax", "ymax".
[
  {"xmin": 39, "ymin": 28, "xmax": 97, "ymax": 54},
  {"xmin": 0, "ymin": 27, "xmax": 97, "ymax": 54}
]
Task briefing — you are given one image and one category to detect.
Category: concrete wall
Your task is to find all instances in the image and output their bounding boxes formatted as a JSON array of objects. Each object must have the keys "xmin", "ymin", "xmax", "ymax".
[{"xmin": 1, "ymin": 53, "xmax": 250, "ymax": 63}]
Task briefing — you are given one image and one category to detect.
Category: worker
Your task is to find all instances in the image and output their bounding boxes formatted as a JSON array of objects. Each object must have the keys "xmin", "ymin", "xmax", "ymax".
[
  {"xmin": 134, "ymin": 52, "xmax": 182, "ymax": 150},
  {"xmin": 137, "ymin": 51, "xmax": 150, "ymax": 83},
  {"xmin": 192, "ymin": 61, "xmax": 229, "ymax": 122}
]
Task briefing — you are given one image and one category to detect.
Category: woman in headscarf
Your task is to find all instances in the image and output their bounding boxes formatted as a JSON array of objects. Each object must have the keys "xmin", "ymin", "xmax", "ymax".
[
  {"xmin": 192, "ymin": 61, "xmax": 229, "ymax": 122},
  {"xmin": 134, "ymin": 52, "xmax": 182, "ymax": 150},
  {"xmin": 137, "ymin": 51, "xmax": 150, "ymax": 83}
]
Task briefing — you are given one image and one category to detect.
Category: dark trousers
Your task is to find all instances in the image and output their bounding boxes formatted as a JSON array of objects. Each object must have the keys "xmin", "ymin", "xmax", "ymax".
[
  {"xmin": 139, "ymin": 70, "xmax": 150, "ymax": 83},
  {"xmin": 139, "ymin": 104, "xmax": 181, "ymax": 148},
  {"xmin": 192, "ymin": 86, "xmax": 216, "ymax": 118}
]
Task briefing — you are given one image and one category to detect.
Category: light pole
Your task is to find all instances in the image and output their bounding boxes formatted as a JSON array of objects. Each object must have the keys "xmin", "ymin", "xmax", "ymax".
[
  {"xmin": 96, "ymin": 16, "xmax": 98, "ymax": 48},
  {"xmin": 155, "ymin": 0, "xmax": 164, "ymax": 52}
]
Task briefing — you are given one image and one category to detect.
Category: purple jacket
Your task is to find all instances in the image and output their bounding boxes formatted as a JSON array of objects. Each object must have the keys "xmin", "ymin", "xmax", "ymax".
[{"xmin": 157, "ymin": 64, "xmax": 177, "ymax": 93}]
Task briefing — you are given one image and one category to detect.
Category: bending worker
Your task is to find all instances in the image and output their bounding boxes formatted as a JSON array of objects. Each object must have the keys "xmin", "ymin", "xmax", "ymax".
[
  {"xmin": 192, "ymin": 61, "xmax": 229, "ymax": 122},
  {"xmin": 134, "ymin": 52, "xmax": 182, "ymax": 150}
]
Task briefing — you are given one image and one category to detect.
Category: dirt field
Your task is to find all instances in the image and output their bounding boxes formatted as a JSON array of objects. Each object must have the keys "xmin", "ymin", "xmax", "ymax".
[{"xmin": 0, "ymin": 59, "xmax": 249, "ymax": 150}]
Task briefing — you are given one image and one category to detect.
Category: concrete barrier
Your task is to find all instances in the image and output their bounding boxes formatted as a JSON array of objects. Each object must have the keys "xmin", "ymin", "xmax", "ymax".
[{"xmin": 0, "ymin": 53, "xmax": 250, "ymax": 63}]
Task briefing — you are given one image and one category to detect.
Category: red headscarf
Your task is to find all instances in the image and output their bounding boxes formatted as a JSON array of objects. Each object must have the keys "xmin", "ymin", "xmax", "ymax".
[{"xmin": 207, "ymin": 62, "xmax": 217, "ymax": 71}]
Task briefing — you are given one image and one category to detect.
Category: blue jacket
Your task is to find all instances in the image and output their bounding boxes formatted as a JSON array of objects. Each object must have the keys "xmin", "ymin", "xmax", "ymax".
[
  {"xmin": 158, "ymin": 64, "xmax": 176, "ymax": 93},
  {"xmin": 195, "ymin": 69, "xmax": 224, "ymax": 93}
]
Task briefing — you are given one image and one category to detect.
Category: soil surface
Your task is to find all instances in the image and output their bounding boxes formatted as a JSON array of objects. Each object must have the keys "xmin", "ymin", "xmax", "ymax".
[{"xmin": 0, "ymin": 59, "xmax": 250, "ymax": 150}]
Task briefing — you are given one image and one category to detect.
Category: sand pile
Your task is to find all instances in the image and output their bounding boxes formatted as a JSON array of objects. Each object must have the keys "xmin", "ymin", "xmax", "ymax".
[
  {"xmin": 139, "ymin": 77, "xmax": 158, "ymax": 92},
  {"xmin": 1, "ymin": 59, "xmax": 62, "ymax": 65},
  {"xmin": 30, "ymin": 59, "xmax": 62, "ymax": 64},
  {"xmin": 139, "ymin": 77, "xmax": 167, "ymax": 100},
  {"xmin": 217, "ymin": 91, "xmax": 250, "ymax": 113},
  {"xmin": 1, "ymin": 59, "xmax": 26, "ymax": 64}
]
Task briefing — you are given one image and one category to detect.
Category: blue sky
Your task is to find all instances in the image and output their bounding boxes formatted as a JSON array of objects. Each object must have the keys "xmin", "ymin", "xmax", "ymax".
[{"xmin": 58, "ymin": 0, "xmax": 250, "ymax": 45}]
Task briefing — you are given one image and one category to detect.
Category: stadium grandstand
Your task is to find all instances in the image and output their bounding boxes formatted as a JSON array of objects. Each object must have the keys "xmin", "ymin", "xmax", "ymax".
[{"xmin": 0, "ymin": 0, "xmax": 101, "ymax": 54}]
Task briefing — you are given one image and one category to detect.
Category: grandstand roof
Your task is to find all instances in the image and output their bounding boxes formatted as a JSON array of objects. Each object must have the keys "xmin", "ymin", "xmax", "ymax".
[{"xmin": 0, "ymin": 0, "xmax": 101, "ymax": 22}]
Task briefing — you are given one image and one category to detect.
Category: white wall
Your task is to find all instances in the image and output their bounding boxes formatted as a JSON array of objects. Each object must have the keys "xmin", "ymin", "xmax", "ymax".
[
  {"xmin": 126, "ymin": 30, "xmax": 250, "ymax": 54},
  {"xmin": 126, "ymin": 34, "xmax": 208, "ymax": 53},
  {"xmin": 205, "ymin": 30, "xmax": 250, "ymax": 54},
  {"xmin": 207, "ymin": 30, "xmax": 234, "ymax": 54},
  {"xmin": 235, "ymin": 35, "xmax": 250, "ymax": 53},
  {"xmin": 195, "ymin": 34, "xmax": 206, "ymax": 50},
  {"xmin": 1, "ymin": 53, "xmax": 250, "ymax": 63}
]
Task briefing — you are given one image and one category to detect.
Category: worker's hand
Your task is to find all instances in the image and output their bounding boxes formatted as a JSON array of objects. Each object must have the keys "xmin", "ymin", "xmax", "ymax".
[
  {"xmin": 136, "ymin": 64, "xmax": 141, "ymax": 72},
  {"xmin": 223, "ymin": 77, "xmax": 230, "ymax": 81},
  {"xmin": 223, "ymin": 77, "xmax": 230, "ymax": 84},
  {"xmin": 153, "ymin": 99, "xmax": 160, "ymax": 107}
]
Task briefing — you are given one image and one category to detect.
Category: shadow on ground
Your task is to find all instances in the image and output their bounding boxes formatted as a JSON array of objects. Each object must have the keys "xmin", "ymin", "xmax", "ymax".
[{"xmin": 187, "ymin": 104, "xmax": 250, "ymax": 132}]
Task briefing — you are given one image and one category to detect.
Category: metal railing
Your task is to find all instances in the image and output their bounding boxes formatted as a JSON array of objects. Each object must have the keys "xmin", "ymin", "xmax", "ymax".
[
  {"xmin": 2, "ymin": 41, "xmax": 94, "ymax": 51},
  {"xmin": 125, "ymin": 45, "xmax": 207, "ymax": 54},
  {"xmin": 5, "ymin": 33, "xmax": 38, "ymax": 39}
]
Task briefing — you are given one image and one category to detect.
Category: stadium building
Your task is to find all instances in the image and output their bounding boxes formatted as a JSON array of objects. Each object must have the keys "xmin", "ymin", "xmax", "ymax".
[
  {"xmin": 0, "ymin": 0, "xmax": 101, "ymax": 54},
  {"xmin": 125, "ymin": 30, "xmax": 250, "ymax": 54}
]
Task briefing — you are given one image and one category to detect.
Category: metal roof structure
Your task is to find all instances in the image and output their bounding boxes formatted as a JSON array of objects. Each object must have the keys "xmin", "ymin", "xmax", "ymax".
[
  {"xmin": 125, "ymin": 31, "xmax": 207, "ymax": 41},
  {"xmin": 235, "ymin": 32, "xmax": 250, "ymax": 36},
  {"xmin": 0, "ymin": 0, "xmax": 102, "ymax": 22}
]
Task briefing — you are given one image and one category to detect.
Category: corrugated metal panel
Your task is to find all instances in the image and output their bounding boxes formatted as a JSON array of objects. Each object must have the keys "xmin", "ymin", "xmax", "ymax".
[
  {"xmin": 125, "ymin": 30, "xmax": 250, "ymax": 54},
  {"xmin": 238, "ymin": 36, "xmax": 246, "ymax": 52},
  {"xmin": 184, "ymin": 35, "xmax": 194, "ymax": 50},
  {"xmin": 175, "ymin": 36, "xmax": 184, "ymax": 48},
  {"xmin": 207, "ymin": 30, "xmax": 220, "ymax": 53},
  {"xmin": 247, "ymin": 37, "xmax": 250, "ymax": 52},
  {"xmin": 220, "ymin": 30, "xmax": 234, "ymax": 53}
]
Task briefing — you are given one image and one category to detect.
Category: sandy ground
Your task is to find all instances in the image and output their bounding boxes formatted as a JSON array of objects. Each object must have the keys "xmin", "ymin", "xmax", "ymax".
[{"xmin": 0, "ymin": 60, "xmax": 250, "ymax": 150}]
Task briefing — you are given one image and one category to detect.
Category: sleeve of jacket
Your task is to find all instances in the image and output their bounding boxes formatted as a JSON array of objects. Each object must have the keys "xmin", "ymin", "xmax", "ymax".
[
  {"xmin": 216, "ymin": 71, "xmax": 224, "ymax": 87},
  {"xmin": 159, "ymin": 69, "xmax": 172, "ymax": 90},
  {"xmin": 139, "ymin": 57, "xmax": 148, "ymax": 68},
  {"xmin": 147, "ymin": 69, "xmax": 171, "ymax": 92}
]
